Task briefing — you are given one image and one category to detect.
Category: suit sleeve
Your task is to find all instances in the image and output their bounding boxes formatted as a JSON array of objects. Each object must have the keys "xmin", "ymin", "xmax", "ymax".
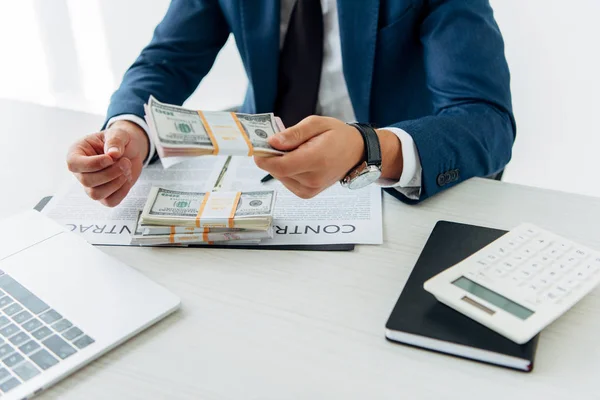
[
  {"xmin": 387, "ymin": 0, "xmax": 516, "ymax": 202},
  {"xmin": 104, "ymin": 0, "xmax": 230, "ymax": 126}
]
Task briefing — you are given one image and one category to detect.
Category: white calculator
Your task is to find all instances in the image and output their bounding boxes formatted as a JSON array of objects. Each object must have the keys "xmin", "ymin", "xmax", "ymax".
[{"xmin": 424, "ymin": 223, "xmax": 600, "ymax": 344}]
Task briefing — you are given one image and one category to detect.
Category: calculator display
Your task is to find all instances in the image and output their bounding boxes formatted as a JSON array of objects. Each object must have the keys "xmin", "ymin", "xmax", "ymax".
[{"xmin": 453, "ymin": 277, "xmax": 534, "ymax": 320}]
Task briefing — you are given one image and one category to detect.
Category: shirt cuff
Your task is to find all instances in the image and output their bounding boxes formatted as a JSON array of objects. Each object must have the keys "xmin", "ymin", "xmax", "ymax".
[
  {"xmin": 375, "ymin": 127, "xmax": 422, "ymax": 200},
  {"xmin": 106, "ymin": 114, "xmax": 155, "ymax": 167}
]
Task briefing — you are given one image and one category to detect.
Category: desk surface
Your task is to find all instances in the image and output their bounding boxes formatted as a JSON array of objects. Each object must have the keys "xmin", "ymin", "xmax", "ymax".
[{"xmin": 1, "ymin": 99, "xmax": 600, "ymax": 399}]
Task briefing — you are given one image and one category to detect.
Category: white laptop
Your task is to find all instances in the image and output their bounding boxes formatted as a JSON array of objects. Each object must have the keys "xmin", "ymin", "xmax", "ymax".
[{"xmin": 0, "ymin": 210, "xmax": 180, "ymax": 399}]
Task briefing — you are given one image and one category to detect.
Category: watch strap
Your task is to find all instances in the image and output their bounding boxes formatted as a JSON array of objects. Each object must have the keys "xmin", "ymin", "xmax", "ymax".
[{"xmin": 348, "ymin": 123, "xmax": 382, "ymax": 167}]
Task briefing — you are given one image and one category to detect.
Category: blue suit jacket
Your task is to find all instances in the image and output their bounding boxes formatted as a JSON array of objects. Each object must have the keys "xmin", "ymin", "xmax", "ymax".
[{"xmin": 107, "ymin": 0, "xmax": 515, "ymax": 203}]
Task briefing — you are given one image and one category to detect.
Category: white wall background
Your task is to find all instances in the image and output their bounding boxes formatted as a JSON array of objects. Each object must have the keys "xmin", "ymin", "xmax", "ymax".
[{"xmin": 0, "ymin": 0, "xmax": 598, "ymax": 198}]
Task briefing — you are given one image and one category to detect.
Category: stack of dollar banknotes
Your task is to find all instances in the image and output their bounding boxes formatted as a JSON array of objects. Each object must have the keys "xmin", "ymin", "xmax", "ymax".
[
  {"xmin": 132, "ymin": 187, "xmax": 277, "ymax": 246},
  {"xmin": 144, "ymin": 95, "xmax": 285, "ymax": 165}
]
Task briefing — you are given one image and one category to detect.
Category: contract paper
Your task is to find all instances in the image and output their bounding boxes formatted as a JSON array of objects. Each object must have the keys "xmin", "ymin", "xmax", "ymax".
[{"xmin": 42, "ymin": 157, "xmax": 383, "ymax": 246}]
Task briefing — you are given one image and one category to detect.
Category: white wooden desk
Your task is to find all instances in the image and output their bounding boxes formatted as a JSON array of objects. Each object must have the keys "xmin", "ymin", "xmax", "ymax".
[{"xmin": 1, "ymin": 100, "xmax": 600, "ymax": 399}]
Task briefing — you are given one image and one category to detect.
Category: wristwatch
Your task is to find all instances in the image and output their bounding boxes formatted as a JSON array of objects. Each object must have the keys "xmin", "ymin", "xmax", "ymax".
[{"xmin": 340, "ymin": 123, "xmax": 382, "ymax": 190}]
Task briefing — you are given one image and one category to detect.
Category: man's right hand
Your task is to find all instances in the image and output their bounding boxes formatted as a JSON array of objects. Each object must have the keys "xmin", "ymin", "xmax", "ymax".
[{"xmin": 66, "ymin": 120, "xmax": 150, "ymax": 207}]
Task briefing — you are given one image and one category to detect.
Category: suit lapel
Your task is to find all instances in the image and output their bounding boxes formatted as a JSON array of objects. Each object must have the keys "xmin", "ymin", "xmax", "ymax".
[
  {"xmin": 237, "ymin": 0, "xmax": 280, "ymax": 113},
  {"xmin": 337, "ymin": 0, "xmax": 380, "ymax": 122}
]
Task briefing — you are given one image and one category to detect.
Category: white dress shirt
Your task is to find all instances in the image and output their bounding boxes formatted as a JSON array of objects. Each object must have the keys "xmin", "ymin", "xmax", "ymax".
[{"xmin": 109, "ymin": 0, "xmax": 422, "ymax": 199}]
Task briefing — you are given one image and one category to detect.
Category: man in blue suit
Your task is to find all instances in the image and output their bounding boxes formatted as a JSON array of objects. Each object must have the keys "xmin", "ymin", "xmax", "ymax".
[{"xmin": 66, "ymin": 0, "xmax": 515, "ymax": 206}]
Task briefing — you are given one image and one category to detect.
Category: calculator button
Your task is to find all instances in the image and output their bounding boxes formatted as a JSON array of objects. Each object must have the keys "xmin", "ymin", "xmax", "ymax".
[
  {"xmin": 522, "ymin": 226, "xmax": 540, "ymax": 236},
  {"xmin": 573, "ymin": 270, "xmax": 587, "ymax": 281},
  {"xmin": 519, "ymin": 246, "xmax": 536, "ymax": 257},
  {"xmin": 500, "ymin": 261, "xmax": 517, "ymax": 271},
  {"xmin": 491, "ymin": 267, "xmax": 506, "ymax": 278},
  {"xmin": 495, "ymin": 246, "xmax": 509, "ymax": 257},
  {"xmin": 531, "ymin": 277, "xmax": 552, "ymax": 290},
  {"xmin": 539, "ymin": 269, "xmax": 561, "ymax": 283},
  {"xmin": 524, "ymin": 260, "xmax": 544, "ymax": 273},
  {"xmin": 560, "ymin": 276, "xmax": 581, "ymax": 290},
  {"xmin": 538, "ymin": 255, "xmax": 553, "ymax": 265},
  {"xmin": 475, "ymin": 259, "xmax": 490, "ymax": 268},
  {"xmin": 551, "ymin": 262, "xmax": 570, "ymax": 274},
  {"xmin": 541, "ymin": 292, "xmax": 559, "ymax": 303},
  {"xmin": 524, "ymin": 283, "xmax": 541, "ymax": 295},
  {"xmin": 475, "ymin": 271, "xmax": 491, "ymax": 284},
  {"xmin": 543, "ymin": 246, "xmax": 566, "ymax": 259},
  {"xmin": 513, "ymin": 234, "xmax": 529, "ymax": 244},
  {"xmin": 517, "ymin": 269, "xmax": 533, "ymax": 280},
  {"xmin": 486, "ymin": 253, "xmax": 500, "ymax": 262},
  {"xmin": 543, "ymin": 288, "xmax": 565, "ymax": 303},
  {"xmin": 579, "ymin": 262, "xmax": 599, "ymax": 275},
  {"xmin": 573, "ymin": 265, "xmax": 595, "ymax": 281},
  {"xmin": 509, "ymin": 274, "xmax": 524, "ymax": 285},
  {"xmin": 555, "ymin": 285, "xmax": 569, "ymax": 295},
  {"xmin": 531, "ymin": 238, "xmax": 550, "ymax": 251},
  {"xmin": 573, "ymin": 248, "xmax": 588, "ymax": 259},
  {"xmin": 510, "ymin": 254, "xmax": 526, "ymax": 264},
  {"xmin": 562, "ymin": 256, "xmax": 580, "ymax": 268},
  {"xmin": 506, "ymin": 239, "xmax": 520, "ymax": 249},
  {"xmin": 525, "ymin": 296, "xmax": 543, "ymax": 306}
]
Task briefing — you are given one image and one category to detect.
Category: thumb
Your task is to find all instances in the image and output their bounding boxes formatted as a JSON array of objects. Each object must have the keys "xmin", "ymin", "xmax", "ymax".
[
  {"xmin": 104, "ymin": 127, "xmax": 131, "ymax": 160},
  {"xmin": 268, "ymin": 116, "xmax": 330, "ymax": 151}
]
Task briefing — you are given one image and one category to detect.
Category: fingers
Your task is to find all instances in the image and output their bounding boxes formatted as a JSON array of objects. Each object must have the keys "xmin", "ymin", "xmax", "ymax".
[
  {"xmin": 66, "ymin": 132, "xmax": 114, "ymax": 173},
  {"xmin": 66, "ymin": 150, "xmax": 113, "ymax": 173},
  {"xmin": 104, "ymin": 127, "xmax": 132, "ymax": 159},
  {"xmin": 85, "ymin": 174, "xmax": 129, "ymax": 202},
  {"xmin": 76, "ymin": 157, "xmax": 132, "ymax": 188},
  {"xmin": 268, "ymin": 115, "xmax": 335, "ymax": 151},
  {"xmin": 254, "ymin": 146, "xmax": 318, "ymax": 177},
  {"xmin": 101, "ymin": 179, "xmax": 133, "ymax": 207}
]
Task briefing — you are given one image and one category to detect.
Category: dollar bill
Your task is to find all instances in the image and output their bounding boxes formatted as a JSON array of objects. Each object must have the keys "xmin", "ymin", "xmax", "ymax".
[
  {"xmin": 146, "ymin": 97, "xmax": 212, "ymax": 148},
  {"xmin": 236, "ymin": 113, "xmax": 279, "ymax": 151}
]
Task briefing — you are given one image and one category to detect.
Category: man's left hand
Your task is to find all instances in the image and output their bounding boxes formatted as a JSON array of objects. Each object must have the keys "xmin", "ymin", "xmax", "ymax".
[{"xmin": 254, "ymin": 116, "xmax": 365, "ymax": 199}]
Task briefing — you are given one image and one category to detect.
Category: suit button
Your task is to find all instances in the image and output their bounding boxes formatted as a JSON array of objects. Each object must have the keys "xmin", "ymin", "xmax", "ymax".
[
  {"xmin": 437, "ymin": 173, "xmax": 446, "ymax": 187},
  {"xmin": 450, "ymin": 169, "xmax": 459, "ymax": 182},
  {"xmin": 445, "ymin": 172, "xmax": 453, "ymax": 183}
]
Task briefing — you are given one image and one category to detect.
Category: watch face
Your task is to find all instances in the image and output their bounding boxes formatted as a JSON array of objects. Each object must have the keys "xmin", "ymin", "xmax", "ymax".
[{"xmin": 347, "ymin": 168, "xmax": 381, "ymax": 190}]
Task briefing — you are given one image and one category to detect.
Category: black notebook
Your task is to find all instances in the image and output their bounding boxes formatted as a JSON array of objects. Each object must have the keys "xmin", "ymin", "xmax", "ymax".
[{"xmin": 385, "ymin": 221, "xmax": 539, "ymax": 372}]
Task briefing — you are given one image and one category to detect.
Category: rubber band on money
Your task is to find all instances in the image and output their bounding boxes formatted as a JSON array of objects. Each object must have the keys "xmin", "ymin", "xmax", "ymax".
[
  {"xmin": 203, "ymin": 231, "xmax": 209, "ymax": 242},
  {"xmin": 228, "ymin": 192, "xmax": 241, "ymax": 228},
  {"xmin": 194, "ymin": 191, "xmax": 241, "ymax": 229},
  {"xmin": 195, "ymin": 192, "xmax": 211, "ymax": 228},
  {"xmin": 197, "ymin": 111, "xmax": 253, "ymax": 156},
  {"xmin": 230, "ymin": 112, "xmax": 254, "ymax": 156},
  {"xmin": 169, "ymin": 233, "xmax": 204, "ymax": 244},
  {"xmin": 197, "ymin": 111, "xmax": 219, "ymax": 155},
  {"xmin": 167, "ymin": 226, "xmax": 207, "ymax": 237}
]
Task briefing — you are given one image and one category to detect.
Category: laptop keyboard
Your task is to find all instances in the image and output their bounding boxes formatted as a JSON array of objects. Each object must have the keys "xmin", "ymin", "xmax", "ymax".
[{"xmin": 0, "ymin": 270, "xmax": 94, "ymax": 394}]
